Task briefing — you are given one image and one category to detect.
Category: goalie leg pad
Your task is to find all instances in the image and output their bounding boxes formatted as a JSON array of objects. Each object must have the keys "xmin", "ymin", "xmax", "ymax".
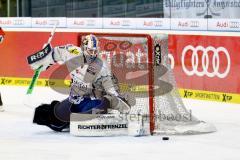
[
  {"xmin": 70, "ymin": 113, "xmax": 128, "ymax": 136},
  {"xmin": 33, "ymin": 97, "xmax": 110, "ymax": 132},
  {"xmin": 33, "ymin": 100, "xmax": 70, "ymax": 132}
]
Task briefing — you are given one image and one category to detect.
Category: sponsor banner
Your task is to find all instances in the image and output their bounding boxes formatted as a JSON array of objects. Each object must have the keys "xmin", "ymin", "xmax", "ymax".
[
  {"xmin": 168, "ymin": 35, "xmax": 240, "ymax": 94},
  {"xmin": 179, "ymin": 89, "xmax": 240, "ymax": 104},
  {"xmin": 0, "ymin": 31, "xmax": 79, "ymax": 78},
  {"xmin": 103, "ymin": 18, "xmax": 136, "ymax": 29},
  {"xmin": 1, "ymin": 76, "xmax": 240, "ymax": 104},
  {"xmin": 208, "ymin": 19, "xmax": 240, "ymax": 31},
  {"xmin": 164, "ymin": 0, "xmax": 207, "ymax": 18},
  {"xmin": 1, "ymin": 30, "xmax": 240, "ymax": 103},
  {"xmin": 136, "ymin": 18, "xmax": 170, "ymax": 30},
  {"xmin": 0, "ymin": 17, "xmax": 31, "ymax": 28},
  {"xmin": 31, "ymin": 17, "xmax": 67, "ymax": 28},
  {"xmin": 164, "ymin": 0, "xmax": 240, "ymax": 18},
  {"xmin": 67, "ymin": 18, "xmax": 102, "ymax": 28},
  {"xmin": 171, "ymin": 18, "xmax": 207, "ymax": 30},
  {"xmin": 0, "ymin": 77, "xmax": 70, "ymax": 87}
]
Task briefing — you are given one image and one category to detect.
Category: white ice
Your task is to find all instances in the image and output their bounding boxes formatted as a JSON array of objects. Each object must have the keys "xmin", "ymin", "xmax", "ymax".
[{"xmin": 0, "ymin": 86, "xmax": 240, "ymax": 160}]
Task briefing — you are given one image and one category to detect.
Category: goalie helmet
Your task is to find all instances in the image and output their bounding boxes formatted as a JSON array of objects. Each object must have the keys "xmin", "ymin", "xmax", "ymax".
[{"xmin": 82, "ymin": 34, "xmax": 99, "ymax": 63}]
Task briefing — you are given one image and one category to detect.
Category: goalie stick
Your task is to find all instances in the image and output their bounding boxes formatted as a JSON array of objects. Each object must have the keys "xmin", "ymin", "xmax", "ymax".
[{"xmin": 26, "ymin": 23, "xmax": 57, "ymax": 94}]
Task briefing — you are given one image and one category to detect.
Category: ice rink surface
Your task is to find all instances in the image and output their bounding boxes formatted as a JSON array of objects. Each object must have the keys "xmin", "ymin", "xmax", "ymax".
[{"xmin": 0, "ymin": 86, "xmax": 240, "ymax": 160}]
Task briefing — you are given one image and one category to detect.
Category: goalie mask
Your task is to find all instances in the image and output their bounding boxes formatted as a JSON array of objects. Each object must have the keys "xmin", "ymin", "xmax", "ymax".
[{"xmin": 82, "ymin": 34, "xmax": 99, "ymax": 63}]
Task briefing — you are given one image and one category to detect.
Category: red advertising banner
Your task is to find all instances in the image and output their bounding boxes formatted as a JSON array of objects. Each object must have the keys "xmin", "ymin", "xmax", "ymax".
[
  {"xmin": 0, "ymin": 31, "xmax": 79, "ymax": 79},
  {"xmin": 169, "ymin": 35, "xmax": 240, "ymax": 94},
  {"xmin": 1, "ymin": 30, "xmax": 240, "ymax": 102}
]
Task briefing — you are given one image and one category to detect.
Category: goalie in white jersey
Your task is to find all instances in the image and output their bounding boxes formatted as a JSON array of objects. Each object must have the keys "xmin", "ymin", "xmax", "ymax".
[{"xmin": 29, "ymin": 34, "xmax": 135, "ymax": 132}]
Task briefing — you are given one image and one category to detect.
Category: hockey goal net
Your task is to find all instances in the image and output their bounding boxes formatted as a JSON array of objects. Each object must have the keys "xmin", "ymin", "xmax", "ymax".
[{"xmin": 78, "ymin": 33, "xmax": 216, "ymax": 135}]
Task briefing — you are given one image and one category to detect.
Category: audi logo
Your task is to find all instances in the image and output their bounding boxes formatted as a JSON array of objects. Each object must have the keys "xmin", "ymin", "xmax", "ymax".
[
  {"xmin": 229, "ymin": 21, "xmax": 240, "ymax": 28},
  {"xmin": 190, "ymin": 21, "xmax": 200, "ymax": 28},
  {"xmin": 154, "ymin": 21, "xmax": 163, "ymax": 27},
  {"xmin": 181, "ymin": 45, "xmax": 231, "ymax": 78},
  {"xmin": 122, "ymin": 20, "xmax": 131, "ymax": 26},
  {"xmin": 13, "ymin": 19, "xmax": 24, "ymax": 25}
]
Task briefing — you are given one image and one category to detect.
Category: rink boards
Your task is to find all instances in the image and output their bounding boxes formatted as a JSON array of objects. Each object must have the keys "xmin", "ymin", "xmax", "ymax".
[{"xmin": 0, "ymin": 28, "xmax": 240, "ymax": 104}]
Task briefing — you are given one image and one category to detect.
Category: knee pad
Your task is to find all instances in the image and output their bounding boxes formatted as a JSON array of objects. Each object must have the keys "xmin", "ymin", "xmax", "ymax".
[
  {"xmin": 90, "ymin": 97, "xmax": 110, "ymax": 114},
  {"xmin": 70, "ymin": 97, "xmax": 109, "ymax": 114},
  {"xmin": 97, "ymin": 97, "xmax": 110, "ymax": 114}
]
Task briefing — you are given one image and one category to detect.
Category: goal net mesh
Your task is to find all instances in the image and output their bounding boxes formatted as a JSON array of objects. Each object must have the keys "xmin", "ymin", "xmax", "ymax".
[{"xmin": 79, "ymin": 33, "xmax": 216, "ymax": 135}]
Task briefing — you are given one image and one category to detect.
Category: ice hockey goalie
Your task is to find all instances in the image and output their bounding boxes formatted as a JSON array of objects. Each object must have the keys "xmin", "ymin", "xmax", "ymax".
[{"xmin": 28, "ymin": 34, "xmax": 135, "ymax": 132}]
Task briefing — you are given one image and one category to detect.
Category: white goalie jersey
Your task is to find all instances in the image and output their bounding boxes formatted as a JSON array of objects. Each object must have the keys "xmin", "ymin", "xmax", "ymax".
[
  {"xmin": 29, "ymin": 42, "xmax": 134, "ymax": 113},
  {"xmin": 52, "ymin": 44, "xmax": 119, "ymax": 103}
]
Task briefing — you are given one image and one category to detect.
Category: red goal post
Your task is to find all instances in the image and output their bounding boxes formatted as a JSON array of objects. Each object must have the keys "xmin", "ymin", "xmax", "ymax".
[{"xmin": 78, "ymin": 32, "xmax": 155, "ymax": 134}]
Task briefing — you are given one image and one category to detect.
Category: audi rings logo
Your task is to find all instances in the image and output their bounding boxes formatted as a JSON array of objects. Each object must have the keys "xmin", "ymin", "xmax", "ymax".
[
  {"xmin": 190, "ymin": 21, "xmax": 200, "ymax": 28},
  {"xmin": 13, "ymin": 19, "xmax": 24, "ymax": 25},
  {"xmin": 230, "ymin": 21, "xmax": 240, "ymax": 29},
  {"xmin": 181, "ymin": 45, "xmax": 231, "ymax": 78}
]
